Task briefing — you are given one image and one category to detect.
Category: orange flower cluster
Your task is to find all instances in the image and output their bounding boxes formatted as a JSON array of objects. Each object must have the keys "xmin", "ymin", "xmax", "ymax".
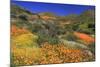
[
  {"xmin": 39, "ymin": 43, "xmax": 94, "ymax": 64},
  {"xmin": 11, "ymin": 25, "xmax": 30, "ymax": 36},
  {"xmin": 74, "ymin": 32, "xmax": 95, "ymax": 44},
  {"xmin": 11, "ymin": 42, "xmax": 94, "ymax": 66}
]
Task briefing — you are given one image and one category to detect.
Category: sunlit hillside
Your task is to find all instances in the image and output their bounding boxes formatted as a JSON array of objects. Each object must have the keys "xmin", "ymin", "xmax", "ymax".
[{"xmin": 11, "ymin": 4, "xmax": 95, "ymax": 67}]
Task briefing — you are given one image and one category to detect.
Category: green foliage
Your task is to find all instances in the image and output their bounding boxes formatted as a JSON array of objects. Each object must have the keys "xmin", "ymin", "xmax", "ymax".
[
  {"xmin": 37, "ymin": 33, "xmax": 60, "ymax": 45},
  {"xmin": 18, "ymin": 14, "xmax": 28, "ymax": 21},
  {"xmin": 64, "ymin": 32, "xmax": 77, "ymax": 41},
  {"xmin": 78, "ymin": 23, "xmax": 89, "ymax": 33},
  {"xmin": 65, "ymin": 24, "xmax": 73, "ymax": 31},
  {"xmin": 48, "ymin": 37, "xmax": 60, "ymax": 45},
  {"xmin": 64, "ymin": 9, "xmax": 95, "ymax": 34},
  {"xmin": 57, "ymin": 27, "xmax": 66, "ymax": 35},
  {"xmin": 88, "ymin": 43, "xmax": 95, "ymax": 55},
  {"xmin": 77, "ymin": 22, "xmax": 95, "ymax": 34},
  {"xmin": 11, "ymin": 4, "xmax": 32, "ymax": 15}
]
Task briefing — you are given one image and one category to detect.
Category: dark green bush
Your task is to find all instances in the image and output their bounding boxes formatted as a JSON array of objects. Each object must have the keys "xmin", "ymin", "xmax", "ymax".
[
  {"xmin": 37, "ymin": 33, "xmax": 59, "ymax": 45},
  {"xmin": 88, "ymin": 43, "xmax": 95, "ymax": 55},
  {"xmin": 64, "ymin": 32, "xmax": 77, "ymax": 41},
  {"xmin": 48, "ymin": 37, "xmax": 60, "ymax": 45}
]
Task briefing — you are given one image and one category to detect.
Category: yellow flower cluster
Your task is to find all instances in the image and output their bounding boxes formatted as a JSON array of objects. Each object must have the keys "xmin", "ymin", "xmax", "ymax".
[
  {"xmin": 11, "ymin": 42, "xmax": 94, "ymax": 66},
  {"xmin": 11, "ymin": 47, "xmax": 41, "ymax": 66},
  {"xmin": 39, "ymin": 43, "xmax": 94, "ymax": 64}
]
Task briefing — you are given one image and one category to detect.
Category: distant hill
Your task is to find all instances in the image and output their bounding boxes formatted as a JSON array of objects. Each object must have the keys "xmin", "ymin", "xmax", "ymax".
[
  {"xmin": 11, "ymin": 4, "xmax": 95, "ymax": 35},
  {"xmin": 11, "ymin": 4, "xmax": 33, "ymax": 15}
]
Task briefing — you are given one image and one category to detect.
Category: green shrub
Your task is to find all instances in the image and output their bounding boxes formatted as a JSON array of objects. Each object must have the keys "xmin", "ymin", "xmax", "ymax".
[
  {"xmin": 48, "ymin": 37, "xmax": 60, "ymax": 45},
  {"xmin": 37, "ymin": 33, "xmax": 59, "ymax": 45},
  {"xmin": 88, "ymin": 43, "xmax": 95, "ymax": 55},
  {"xmin": 64, "ymin": 32, "xmax": 77, "ymax": 41}
]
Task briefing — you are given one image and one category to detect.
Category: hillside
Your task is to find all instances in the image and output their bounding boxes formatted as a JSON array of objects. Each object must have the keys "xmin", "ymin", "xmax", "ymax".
[{"xmin": 11, "ymin": 4, "xmax": 95, "ymax": 66}]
